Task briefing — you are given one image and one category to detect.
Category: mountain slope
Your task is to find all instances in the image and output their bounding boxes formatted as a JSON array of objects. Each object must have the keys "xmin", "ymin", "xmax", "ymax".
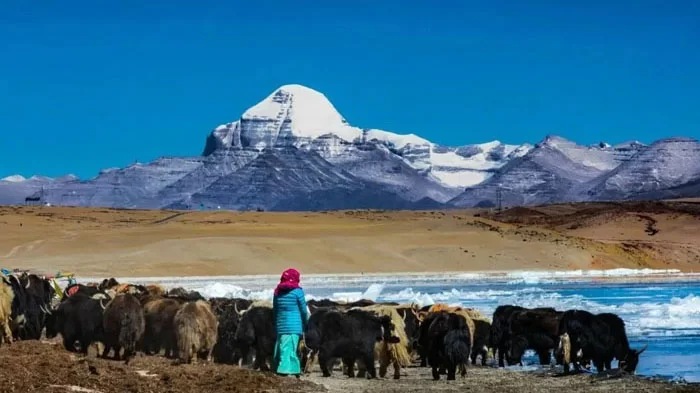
[
  {"xmin": 584, "ymin": 137, "xmax": 700, "ymax": 201},
  {"xmin": 0, "ymin": 176, "xmax": 73, "ymax": 205},
  {"xmin": 41, "ymin": 157, "xmax": 202, "ymax": 208},
  {"xmin": 312, "ymin": 135, "xmax": 459, "ymax": 203},
  {"xmin": 204, "ymin": 84, "xmax": 529, "ymax": 189},
  {"xmin": 449, "ymin": 136, "xmax": 645, "ymax": 207},
  {"xmin": 169, "ymin": 147, "xmax": 378, "ymax": 210}
]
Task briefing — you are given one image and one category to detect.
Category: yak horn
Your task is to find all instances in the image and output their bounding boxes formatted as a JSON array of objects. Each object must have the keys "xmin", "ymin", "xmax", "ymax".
[
  {"xmin": 637, "ymin": 344, "xmax": 648, "ymax": 355},
  {"xmin": 234, "ymin": 302, "xmax": 240, "ymax": 315},
  {"xmin": 25, "ymin": 279, "xmax": 31, "ymax": 289},
  {"xmin": 399, "ymin": 310, "xmax": 406, "ymax": 320},
  {"xmin": 99, "ymin": 299, "xmax": 107, "ymax": 310},
  {"xmin": 40, "ymin": 304, "xmax": 52, "ymax": 315}
]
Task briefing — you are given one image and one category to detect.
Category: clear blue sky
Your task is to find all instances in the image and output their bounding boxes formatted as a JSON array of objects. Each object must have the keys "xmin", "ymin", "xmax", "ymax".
[{"xmin": 1, "ymin": 1, "xmax": 698, "ymax": 179}]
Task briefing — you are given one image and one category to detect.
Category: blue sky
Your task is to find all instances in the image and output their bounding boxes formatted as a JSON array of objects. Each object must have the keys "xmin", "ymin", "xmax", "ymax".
[{"xmin": 1, "ymin": 1, "xmax": 698, "ymax": 179}]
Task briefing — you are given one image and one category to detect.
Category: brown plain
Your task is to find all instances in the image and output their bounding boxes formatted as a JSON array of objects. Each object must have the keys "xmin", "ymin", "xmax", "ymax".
[{"xmin": 0, "ymin": 200, "xmax": 699, "ymax": 277}]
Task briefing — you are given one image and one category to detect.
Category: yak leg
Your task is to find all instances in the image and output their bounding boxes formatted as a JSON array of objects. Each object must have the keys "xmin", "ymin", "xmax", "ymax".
[
  {"xmin": 2, "ymin": 323, "xmax": 12, "ymax": 345},
  {"xmin": 446, "ymin": 362, "xmax": 457, "ymax": 381},
  {"xmin": 356, "ymin": 359, "xmax": 366, "ymax": 378},
  {"xmin": 343, "ymin": 357, "xmax": 355, "ymax": 378},
  {"xmin": 471, "ymin": 351, "xmax": 478, "ymax": 365},
  {"xmin": 319, "ymin": 351, "xmax": 333, "ymax": 377},
  {"xmin": 498, "ymin": 346, "xmax": 506, "ymax": 367},
  {"xmin": 538, "ymin": 350, "xmax": 551, "ymax": 366},
  {"xmin": 432, "ymin": 365, "xmax": 440, "ymax": 380},
  {"xmin": 604, "ymin": 360, "xmax": 612, "ymax": 371},
  {"xmin": 379, "ymin": 354, "xmax": 390, "ymax": 378},
  {"xmin": 304, "ymin": 350, "xmax": 316, "ymax": 374},
  {"xmin": 393, "ymin": 359, "xmax": 401, "ymax": 380},
  {"xmin": 459, "ymin": 363, "xmax": 467, "ymax": 377},
  {"xmin": 362, "ymin": 353, "xmax": 376, "ymax": 379},
  {"xmin": 63, "ymin": 336, "xmax": 78, "ymax": 352}
]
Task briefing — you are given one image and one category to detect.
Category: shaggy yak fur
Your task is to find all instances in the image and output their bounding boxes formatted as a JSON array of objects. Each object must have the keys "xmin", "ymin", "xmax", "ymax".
[
  {"xmin": 426, "ymin": 311, "xmax": 472, "ymax": 381},
  {"xmin": 174, "ymin": 300, "xmax": 218, "ymax": 364},
  {"xmin": 102, "ymin": 293, "xmax": 145, "ymax": 364}
]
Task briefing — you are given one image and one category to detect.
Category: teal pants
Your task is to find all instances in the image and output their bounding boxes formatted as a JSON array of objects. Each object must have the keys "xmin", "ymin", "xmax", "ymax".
[{"xmin": 273, "ymin": 334, "xmax": 301, "ymax": 375}]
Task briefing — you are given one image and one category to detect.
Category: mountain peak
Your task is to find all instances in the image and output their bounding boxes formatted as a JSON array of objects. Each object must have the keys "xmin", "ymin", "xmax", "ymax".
[
  {"xmin": 241, "ymin": 84, "xmax": 359, "ymax": 143},
  {"xmin": 1, "ymin": 175, "xmax": 26, "ymax": 182}
]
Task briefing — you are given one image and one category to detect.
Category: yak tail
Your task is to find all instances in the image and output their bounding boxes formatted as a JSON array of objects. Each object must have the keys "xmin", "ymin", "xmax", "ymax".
[
  {"xmin": 177, "ymin": 320, "xmax": 196, "ymax": 363},
  {"xmin": 444, "ymin": 330, "xmax": 471, "ymax": 366},
  {"xmin": 559, "ymin": 333, "xmax": 571, "ymax": 365},
  {"xmin": 119, "ymin": 313, "xmax": 137, "ymax": 355}
]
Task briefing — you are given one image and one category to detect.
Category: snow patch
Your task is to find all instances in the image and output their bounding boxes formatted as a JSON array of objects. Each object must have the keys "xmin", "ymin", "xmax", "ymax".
[
  {"xmin": 1, "ymin": 175, "xmax": 26, "ymax": 182},
  {"xmin": 242, "ymin": 84, "xmax": 361, "ymax": 143},
  {"xmin": 365, "ymin": 129, "xmax": 430, "ymax": 148}
]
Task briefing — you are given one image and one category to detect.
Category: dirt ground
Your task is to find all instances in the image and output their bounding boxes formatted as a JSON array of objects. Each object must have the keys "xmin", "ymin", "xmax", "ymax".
[
  {"xmin": 0, "ymin": 340, "xmax": 322, "ymax": 393},
  {"xmin": 1, "ymin": 200, "xmax": 699, "ymax": 276},
  {"xmin": 1, "ymin": 341, "xmax": 698, "ymax": 393}
]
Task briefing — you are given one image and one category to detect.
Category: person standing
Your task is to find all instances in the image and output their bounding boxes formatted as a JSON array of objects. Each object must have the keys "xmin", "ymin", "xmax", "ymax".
[{"xmin": 272, "ymin": 268, "xmax": 309, "ymax": 377}]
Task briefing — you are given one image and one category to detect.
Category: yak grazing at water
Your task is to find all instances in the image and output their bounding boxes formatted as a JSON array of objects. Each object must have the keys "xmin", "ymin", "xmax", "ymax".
[{"xmin": 558, "ymin": 309, "xmax": 646, "ymax": 374}]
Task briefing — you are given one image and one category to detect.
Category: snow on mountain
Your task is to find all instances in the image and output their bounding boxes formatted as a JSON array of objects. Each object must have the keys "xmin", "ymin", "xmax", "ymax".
[
  {"xmin": 243, "ymin": 84, "xmax": 360, "ymax": 142},
  {"xmin": 364, "ymin": 129, "xmax": 430, "ymax": 149},
  {"xmin": 1, "ymin": 175, "xmax": 27, "ymax": 183},
  {"xmin": 314, "ymin": 137, "xmax": 460, "ymax": 203},
  {"xmin": 584, "ymin": 137, "xmax": 700, "ymax": 201},
  {"xmin": 450, "ymin": 138, "xmax": 608, "ymax": 207},
  {"xmin": 204, "ymin": 85, "xmax": 530, "ymax": 189},
  {"xmin": 429, "ymin": 141, "xmax": 532, "ymax": 188},
  {"xmin": 3, "ymin": 83, "xmax": 698, "ymax": 211},
  {"xmin": 449, "ymin": 135, "xmax": 648, "ymax": 208}
]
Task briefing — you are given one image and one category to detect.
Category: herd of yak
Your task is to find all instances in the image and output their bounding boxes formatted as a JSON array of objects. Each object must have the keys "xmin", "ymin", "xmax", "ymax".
[{"xmin": 1, "ymin": 273, "xmax": 648, "ymax": 381}]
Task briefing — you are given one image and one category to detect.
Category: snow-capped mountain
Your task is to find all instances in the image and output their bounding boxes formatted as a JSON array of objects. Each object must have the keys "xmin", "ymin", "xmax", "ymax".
[
  {"xmin": 2, "ymin": 84, "xmax": 699, "ymax": 210},
  {"xmin": 449, "ymin": 136, "xmax": 648, "ymax": 208},
  {"xmin": 584, "ymin": 137, "xmax": 700, "ymax": 201},
  {"xmin": 204, "ymin": 84, "xmax": 526, "ymax": 189}
]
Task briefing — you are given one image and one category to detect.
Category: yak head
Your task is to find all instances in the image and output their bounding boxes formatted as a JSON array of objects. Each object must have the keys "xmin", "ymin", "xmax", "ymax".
[
  {"xmin": 378, "ymin": 315, "xmax": 401, "ymax": 344},
  {"xmin": 619, "ymin": 345, "xmax": 647, "ymax": 373},
  {"xmin": 44, "ymin": 306, "xmax": 63, "ymax": 339},
  {"xmin": 506, "ymin": 335, "xmax": 528, "ymax": 365}
]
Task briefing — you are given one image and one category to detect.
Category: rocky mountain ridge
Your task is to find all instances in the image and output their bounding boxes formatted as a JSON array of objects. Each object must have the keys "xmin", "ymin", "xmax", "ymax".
[{"xmin": 2, "ymin": 84, "xmax": 699, "ymax": 210}]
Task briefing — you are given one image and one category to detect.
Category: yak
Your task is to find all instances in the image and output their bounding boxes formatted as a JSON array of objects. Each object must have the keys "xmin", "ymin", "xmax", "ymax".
[
  {"xmin": 558, "ymin": 310, "xmax": 646, "ymax": 374},
  {"xmin": 174, "ymin": 300, "xmax": 218, "ymax": 364},
  {"xmin": 142, "ymin": 297, "xmax": 183, "ymax": 357},
  {"xmin": 234, "ymin": 304, "xmax": 275, "ymax": 371},
  {"xmin": 0, "ymin": 277, "xmax": 14, "ymax": 346},
  {"xmin": 305, "ymin": 308, "xmax": 399, "ymax": 379},
  {"xmin": 506, "ymin": 307, "xmax": 562, "ymax": 366},
  {"xmin": 45, "ymin": 293, "xmax": 106, "ymax": 354},
  {"xmin": 426, "ymin": 311, "xmax": 472, "ymax": 380},
  {"xmin": 209, "ymin": 298, "xmax": 252, "ymax": 365},
  {"xmin": 102, "ymin": 293, "xmax": 145, "ymax": 364},
  {"xmin": 471, "ymin": 319, "xmax": 492, "ymax": 366}
]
